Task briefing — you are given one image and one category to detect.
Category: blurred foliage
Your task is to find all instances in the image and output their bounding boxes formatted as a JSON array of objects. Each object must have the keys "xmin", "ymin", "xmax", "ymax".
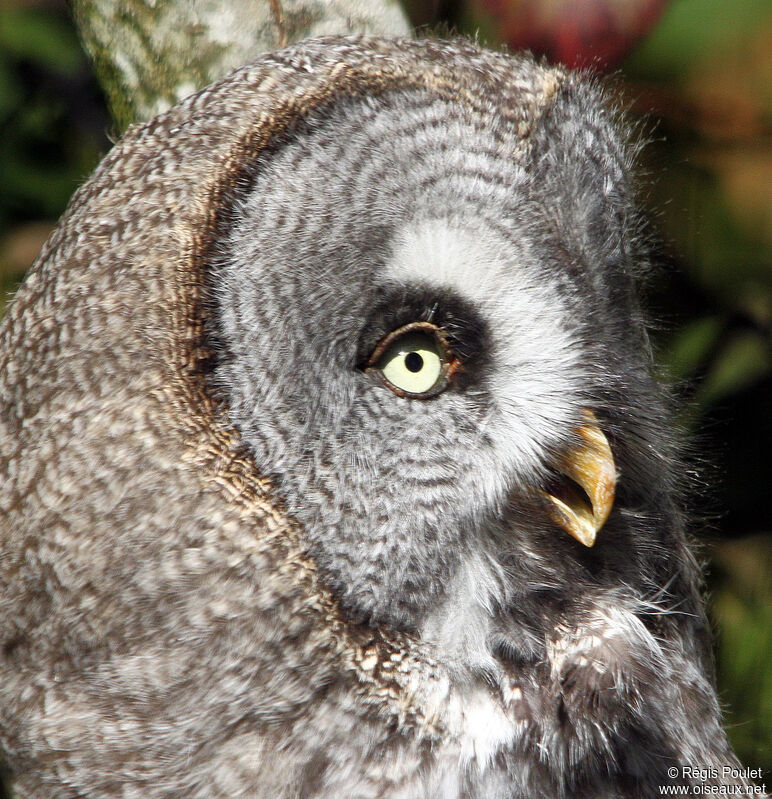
[
  {"xmin": 462, "ymin": 0, "xmax": 671, "ymax": 68},
  {"xmin": 710, "ymin": 535, "xmax": 772, "ymax": 775},
  {"xmin": 0, "ymin": 0, "xmax": 109, "ymax": 313},
  {"xmin": 624, "ymin": 16, "xmax": 770, "ymax": 771},
  {"xmin": 0, "ymin": 0, "xmax": 769, "ymax": 788}
]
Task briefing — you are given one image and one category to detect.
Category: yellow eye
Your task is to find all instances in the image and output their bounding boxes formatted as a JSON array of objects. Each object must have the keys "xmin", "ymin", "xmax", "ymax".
[
  {"xmin": 380, "ymin": 332, "xmax": 442, "ymax": 395},
  {"xmin": 367, "ymin": 322, "xmax": 454, "ymax": 399}
]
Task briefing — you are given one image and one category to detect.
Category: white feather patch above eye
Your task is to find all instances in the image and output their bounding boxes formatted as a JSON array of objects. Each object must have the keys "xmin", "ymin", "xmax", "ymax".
[{"xmin": 385, "ymin": 220, "xmax": 587, "ymax": 489}]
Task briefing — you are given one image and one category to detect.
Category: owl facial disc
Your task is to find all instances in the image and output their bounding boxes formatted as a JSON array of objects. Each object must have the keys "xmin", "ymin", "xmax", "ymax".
[{"xmin": 543, "ymin": 411, "xmax": 616, "ymax": 547}]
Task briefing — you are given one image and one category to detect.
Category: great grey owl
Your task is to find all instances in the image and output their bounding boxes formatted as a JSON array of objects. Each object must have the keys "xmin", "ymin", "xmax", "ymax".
[{"xmin": 0, "ymin": 35, "xmax": 758, "ymax": 799}]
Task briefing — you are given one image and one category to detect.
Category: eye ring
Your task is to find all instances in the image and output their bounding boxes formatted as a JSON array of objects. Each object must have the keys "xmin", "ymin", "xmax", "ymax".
[{"xmin": 365, "ymin": 321, "xmax": 460, "ymax": 399}]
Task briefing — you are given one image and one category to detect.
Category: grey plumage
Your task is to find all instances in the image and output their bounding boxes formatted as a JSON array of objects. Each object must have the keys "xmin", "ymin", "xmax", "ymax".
[{"xmin": 0, "ymin": 35, "xmax": 754, "ymax": 798}]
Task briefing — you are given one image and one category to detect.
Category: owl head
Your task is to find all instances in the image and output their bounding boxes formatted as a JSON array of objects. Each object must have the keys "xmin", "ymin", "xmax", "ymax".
[
  {"xmin": 1, "ymin": 36, "xmax": 730, "ymax": 798},
  {"xmin": 208, "ymin": 49, "xmax": 684, "ymax": 645}
]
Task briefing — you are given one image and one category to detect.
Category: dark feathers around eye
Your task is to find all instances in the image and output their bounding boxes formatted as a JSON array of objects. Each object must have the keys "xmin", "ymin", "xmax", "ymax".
[{"xmin": 355, "ymin": 285, "xmax": 493, "ymax": 390}]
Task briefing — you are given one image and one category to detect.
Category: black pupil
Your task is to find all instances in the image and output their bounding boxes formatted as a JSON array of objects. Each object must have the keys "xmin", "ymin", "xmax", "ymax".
[{"xmin": 404, "ymin": 351, "xmax": 424, "ymax": 373}]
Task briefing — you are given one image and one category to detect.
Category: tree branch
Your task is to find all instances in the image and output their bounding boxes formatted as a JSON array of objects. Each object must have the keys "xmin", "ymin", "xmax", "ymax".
[{"xmin": 73, "ymin": 0, "xmax": 412, "ymax": 130}]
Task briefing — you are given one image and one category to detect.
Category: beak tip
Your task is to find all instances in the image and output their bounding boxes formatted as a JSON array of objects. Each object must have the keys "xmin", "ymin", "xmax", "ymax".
[
  {"xmin": 576, "ymin": 529, "xmax": 597, "ymax": 548},
  {"xmin": 543, "ymin": 494, "xmax": 599, "ymax": 548},
  {"xmin": 543, "ymin": 409, "xmax": 616, "ymax": 548}
]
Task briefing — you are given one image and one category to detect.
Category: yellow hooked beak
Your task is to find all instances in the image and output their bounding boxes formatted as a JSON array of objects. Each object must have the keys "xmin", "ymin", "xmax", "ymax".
[{"xmin": 543, "ymin": 410, "xmax": 616, "ymax": 548}]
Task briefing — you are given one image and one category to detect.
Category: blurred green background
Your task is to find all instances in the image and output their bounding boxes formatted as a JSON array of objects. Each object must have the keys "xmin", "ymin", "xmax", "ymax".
[{"xmin": 0, "ymin": 0, "xmax": 769, "ymax": 787}]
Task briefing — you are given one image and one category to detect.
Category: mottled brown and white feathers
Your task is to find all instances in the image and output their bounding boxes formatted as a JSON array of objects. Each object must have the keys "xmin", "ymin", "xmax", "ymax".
[{"xmin": 0, "ymin": 35, "xmax": 753, "ymax": 799}]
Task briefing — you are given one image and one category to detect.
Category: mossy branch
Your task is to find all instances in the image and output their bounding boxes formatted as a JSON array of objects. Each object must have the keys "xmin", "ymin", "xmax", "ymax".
[{"xmin": 72, "ymin": 0, "xmax": 412, "ymax": 130}]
